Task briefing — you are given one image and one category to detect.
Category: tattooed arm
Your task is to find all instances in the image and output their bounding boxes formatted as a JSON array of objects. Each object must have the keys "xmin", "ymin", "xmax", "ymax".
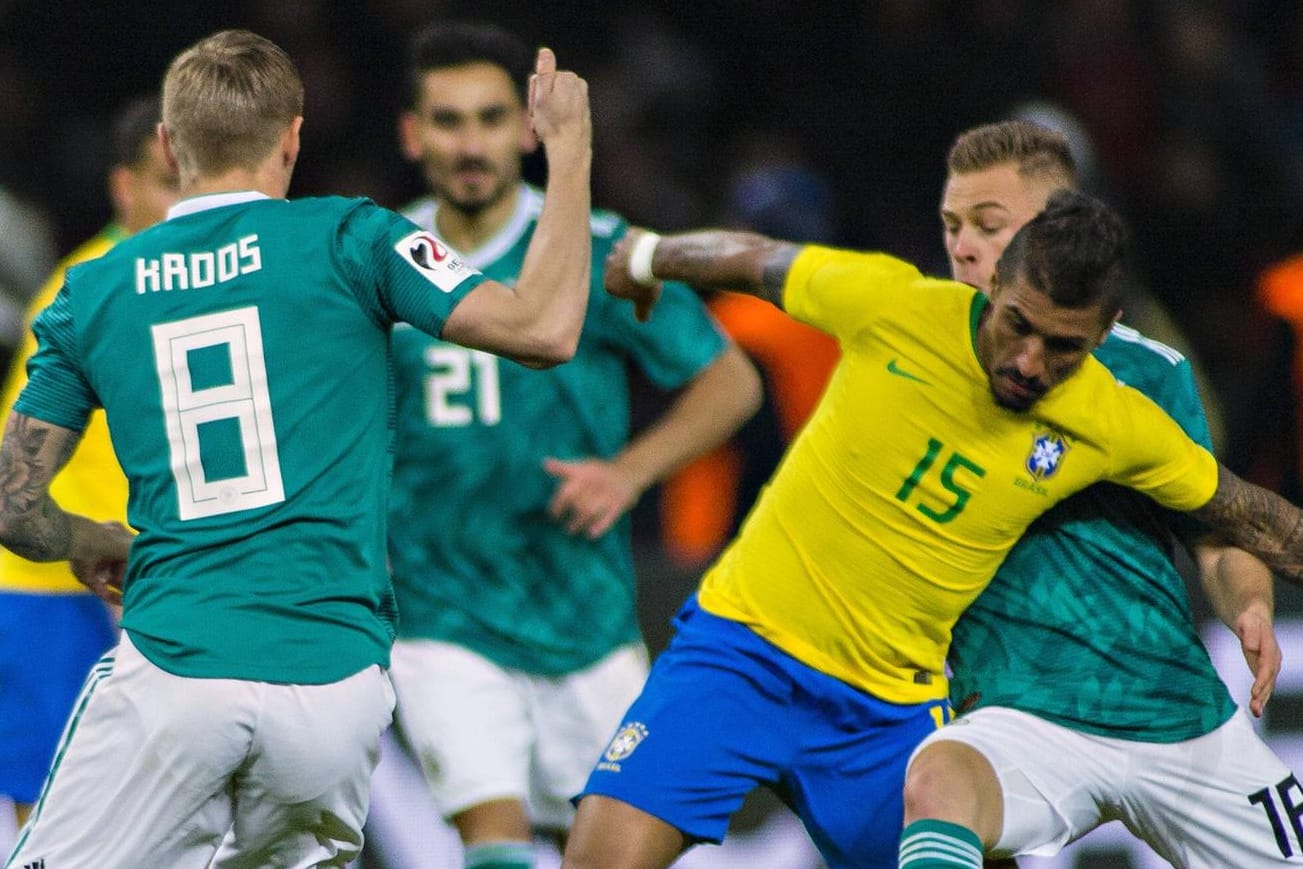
[
  {"xmin": 603, "ymin": 228, "xmax": 803, "ymax": 318},
  {"xmin": 0, "ymin": 411, "xmax": 81, "ymax": 561},
  {"xmin": 0, "ymin": 412, "xmax": 131, "ymax": 603},
  {"xmin": 1190, "ymin": 463, "xmax": 1303, "ymax": 586}
]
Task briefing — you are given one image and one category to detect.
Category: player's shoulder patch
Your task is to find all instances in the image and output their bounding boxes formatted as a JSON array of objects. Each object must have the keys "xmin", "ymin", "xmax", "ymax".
[{"xmin": 394, "ymin": 230, "xmax": 477, "ymax": 292}]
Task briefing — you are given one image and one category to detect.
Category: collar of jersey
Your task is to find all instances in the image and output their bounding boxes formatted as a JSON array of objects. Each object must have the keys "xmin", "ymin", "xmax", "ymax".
[
  {"xmin": 167, "ymin": 190, "xmax": 272, "ymax": 221},
  {"xmin": 427, "ymin": 184, "xmax": 542, "ymax": 270}
]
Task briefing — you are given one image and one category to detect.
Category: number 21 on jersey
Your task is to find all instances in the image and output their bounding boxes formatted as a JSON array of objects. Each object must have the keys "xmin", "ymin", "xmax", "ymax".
[{"xmin": 424, "ymin": 345, "xmax": 501, "ymax": 427}]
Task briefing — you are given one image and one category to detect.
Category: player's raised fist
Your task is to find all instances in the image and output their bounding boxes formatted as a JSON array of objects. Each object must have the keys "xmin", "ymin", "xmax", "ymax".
[
  {"xmin": 527, "ymin": 47, "xmax": 590, "ymax": 151},
  {"xmin": 535, "ymin": 45, "xmax": 556, "ymax": 77}
]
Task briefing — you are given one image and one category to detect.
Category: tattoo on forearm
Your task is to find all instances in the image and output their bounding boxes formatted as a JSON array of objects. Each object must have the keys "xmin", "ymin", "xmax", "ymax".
[
  {"xmin": 0, "ymin": 415, "xmax": 74, "ymax": 561},
  {"xmin": 660, "ymin": 233, "xmax": 753, "ymax": 288},
  {"xmin": 6, "ymin": 497, "xmax": 73, "ymax": 562},
  {"xmin": 1194, "ymin": 469, "xmax": 1303, "ymax": 583},
  {"xmin": 659, "ymin": 232, "xmax": 799, "ymax": 307},
  {"xmin": 0, "ymin": 416, "xmax": 49, "ymax": 512}
]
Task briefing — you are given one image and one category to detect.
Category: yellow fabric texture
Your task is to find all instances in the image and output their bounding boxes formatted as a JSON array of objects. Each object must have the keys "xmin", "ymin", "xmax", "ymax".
[{"xmin": 0, "ymin": 226, "xmax": 129, "ymax": 593}]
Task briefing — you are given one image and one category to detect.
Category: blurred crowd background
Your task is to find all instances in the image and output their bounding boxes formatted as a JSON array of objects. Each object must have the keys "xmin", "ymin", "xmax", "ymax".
[
  {"xmin": 5, "ymin": 2, "xmax": 1303, "ymax": 865},
  {"xmin": 5, "ymin": 0, "xmax": 1303, "ymax": 510}
]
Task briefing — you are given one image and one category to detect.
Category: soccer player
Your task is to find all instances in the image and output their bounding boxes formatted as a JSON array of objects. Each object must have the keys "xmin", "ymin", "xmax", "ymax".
[
  {"xmin": 1, "ymin": 29, "xmax": 598, "ymax": 868},
  {"xmin": 384, "ymin": 22, "xmax": 760, "ymax": 868},
  {"xmin": 896, "ymin": 121, "xmax": 1299, "ymax": 869},
  {"xmin": 561, "ymin": 190, "xmax": 1303, "ymax": 869},
  {"xmin": 0, "ymin": 92, "xmax": 177, "ymax": 846}
]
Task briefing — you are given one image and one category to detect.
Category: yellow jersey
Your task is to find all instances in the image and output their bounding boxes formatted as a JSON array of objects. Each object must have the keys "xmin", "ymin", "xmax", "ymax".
[
  {"xmin": 0, "ymin": 225, "xmax": 129, "ymax": 593},
  {"xmin": 696, "ymin": 246, "xmax": 1218, "ymax": 704}
]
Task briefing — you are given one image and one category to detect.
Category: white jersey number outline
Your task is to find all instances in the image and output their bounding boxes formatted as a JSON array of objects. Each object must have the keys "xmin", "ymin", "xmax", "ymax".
[{"xmin": 151, "ymin": 306, "xmax": 286, "ymax": 519}]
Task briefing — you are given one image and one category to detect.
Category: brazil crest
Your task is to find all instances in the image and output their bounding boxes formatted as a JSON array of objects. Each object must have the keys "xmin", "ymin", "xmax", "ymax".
[{"xmin": 1027, "ymin": 430, "xmax": 1070, "ymax": 479}]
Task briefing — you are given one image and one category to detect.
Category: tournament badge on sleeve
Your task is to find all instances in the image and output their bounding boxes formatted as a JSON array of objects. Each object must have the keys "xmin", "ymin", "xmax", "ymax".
[{"xmin": 396, "ymin": 230, "xmax": 475, "ymax": 292}]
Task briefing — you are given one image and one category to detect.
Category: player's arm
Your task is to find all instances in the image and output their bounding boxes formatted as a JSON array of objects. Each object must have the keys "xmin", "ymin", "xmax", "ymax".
[
  {"xmin": 1191, "ymin": 534, "xmax": 1279, "ymax": 716},
  {"xmin": 604, "ymin": 228, "xmax": 803, "ymax": 320},
  {"xmin": 1189, "ymin": 463, "xmax": 1303, "ymax": 587},
  {"xmin": 442, "ymin": 48, "xmax": 591, "ymax": 369},
  {"xmin": 0, "ymin": 412, "xmax": 130, "ymax": 603},
  {"xmin": 544, "ymin": 344, "xmax": 762, "ymax": 538}
]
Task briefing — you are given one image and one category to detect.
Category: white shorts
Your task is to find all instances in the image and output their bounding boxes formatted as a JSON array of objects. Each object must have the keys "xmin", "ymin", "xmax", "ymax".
[
  {"xmin": 8, "ymin": 631, "xmax": 394, "ymax": 869},
  {"xmin": 388, "ymin": 639, "xmax": 648, "ymax": 830},
  {"xmin": 912, "ymin": 706, "xmax": 1303, "ymax": 867}
]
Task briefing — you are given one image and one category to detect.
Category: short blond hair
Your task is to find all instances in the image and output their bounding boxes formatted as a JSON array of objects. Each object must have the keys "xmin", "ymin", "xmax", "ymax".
[
  {"xmin": 162, "ymin": 29, "xmax": 304, "ymax": 176},
  {"xmin": 947, "ymin": 120, "xmax": 1077, "ymax": 190}
]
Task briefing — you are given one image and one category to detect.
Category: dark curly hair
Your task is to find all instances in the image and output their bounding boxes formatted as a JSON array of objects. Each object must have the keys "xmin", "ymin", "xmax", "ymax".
[
  {"xmin": 405, "ymin": 22, "xmax": 533, "ymax": 109},
  {"xmin": 995, "ymin": 189, "xmax": 1128, "ymax": 318}
]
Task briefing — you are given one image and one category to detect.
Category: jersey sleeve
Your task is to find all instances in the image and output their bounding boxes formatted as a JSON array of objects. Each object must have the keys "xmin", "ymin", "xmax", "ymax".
[
  {"xmin": 782, "ymin": 245, "xmax": 924, "ymax": 342},
  {"xmin": 1105, "ymin": 381, "xmax": 1219, "ymax": 513},
  {"xmin": 598, "ymin": 247, "xmax": 727, "ymax": 388},
  {"xmin": 335, "ymin": 200, "xmax": 487, "ymax": 335},
  {"xmin": 13, "ymin": 282, "xmax": 97, "ymax": 431}
]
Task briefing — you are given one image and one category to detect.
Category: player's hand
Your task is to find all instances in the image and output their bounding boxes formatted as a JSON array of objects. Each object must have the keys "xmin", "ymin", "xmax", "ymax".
[
  {"xmin": 528, "ymin": 48, "xmax": 590, "ymax": 153},
  {"xmin": 1235, "ymin": 608, "xmax": 1280, "ymax": 717},
  {"xmin": 543, "ymin": 457, "xmax": 640, "ymax": 539},
  {"xmin": 604, "ymin": 229, "xmax": 662, "ymax": 323},
  {"xmin": 71, "ymin": 520, "xmax": 133, "ymax": 606}
]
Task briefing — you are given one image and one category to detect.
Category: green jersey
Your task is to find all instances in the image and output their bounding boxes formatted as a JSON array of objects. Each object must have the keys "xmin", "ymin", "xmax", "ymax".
[
  {"xmin": 388, "ymin": 186, "xmax": 726, "ymax": 674},
  {"xmin": 17, "ymin": 192, "xmax": 485, "ymax": 684},
  {"xmin": 948, "ymin": 323, "xmax": 1236, "ymax": 741}
]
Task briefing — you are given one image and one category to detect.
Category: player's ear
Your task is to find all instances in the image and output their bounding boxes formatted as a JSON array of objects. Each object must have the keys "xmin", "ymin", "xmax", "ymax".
[
  {"xmin": 283, "ymin": 116, "xmax": 303, "ymax": 168},
  {"xmin": 107, "ymin": 164, "xmax": 133, "ymax": 218},
  {"xmin": 1099, "ymin": 308, "xmax": 1122, "ymax": 347},
  {"xmin": 158, "ymin": 123, "xmax": 180, "ymax": 175},
  {"xmin": 398, "ymin": 111, "xmax": 423, "ymax": 162}
]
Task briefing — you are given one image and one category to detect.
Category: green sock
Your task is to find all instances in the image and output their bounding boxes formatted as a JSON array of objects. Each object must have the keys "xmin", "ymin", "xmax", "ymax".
[
  {"xmin": 462, "ymin": 840, "xmax": 534, "ymax": 869},
  {"xmin": 899, "ymin": 819, "xmax": 984, "ymax": 868}
]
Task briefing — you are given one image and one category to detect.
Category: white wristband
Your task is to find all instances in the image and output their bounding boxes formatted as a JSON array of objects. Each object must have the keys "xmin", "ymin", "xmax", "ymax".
[{"xmin": 628, "ymin": 231, "xmax": 662, "ymax": 287}]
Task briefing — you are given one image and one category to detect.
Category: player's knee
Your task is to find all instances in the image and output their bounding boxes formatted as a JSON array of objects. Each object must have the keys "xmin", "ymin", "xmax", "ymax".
[
  {"xmin": 561, "ymin": 795, "xmax": 683, "ymax": 869},
  {"xmin": 902, "ymin": 741, "xmax": 978, "ymax": 822},
  {"xmin": 562, "ymin": 796, "xmax": 618, "ymax": 869},
  {"xmin": 452, "ymin": 797, "xmax": 532, "ymax": 844}
]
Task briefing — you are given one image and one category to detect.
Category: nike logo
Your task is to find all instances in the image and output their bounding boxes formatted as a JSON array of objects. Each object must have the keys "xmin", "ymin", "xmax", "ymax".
[{"xmin": 886, "ymin": 358, "xmax": 930, "ymax": 385}]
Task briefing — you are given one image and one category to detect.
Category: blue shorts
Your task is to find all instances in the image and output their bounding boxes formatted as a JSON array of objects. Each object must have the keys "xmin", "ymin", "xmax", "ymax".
[
  {"xmin": 579, "ymin": 597, "xmax": 950, "ymax": 869},
  {"xmin": 0, "ymin": 592, "xmax": 116, "ymax": 803}
]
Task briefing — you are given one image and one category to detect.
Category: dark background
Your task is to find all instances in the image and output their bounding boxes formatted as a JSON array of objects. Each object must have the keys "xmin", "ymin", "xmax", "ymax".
[{"xmin": 5, "ymin": 0, "xmax": 1303, "ymax": 614}]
